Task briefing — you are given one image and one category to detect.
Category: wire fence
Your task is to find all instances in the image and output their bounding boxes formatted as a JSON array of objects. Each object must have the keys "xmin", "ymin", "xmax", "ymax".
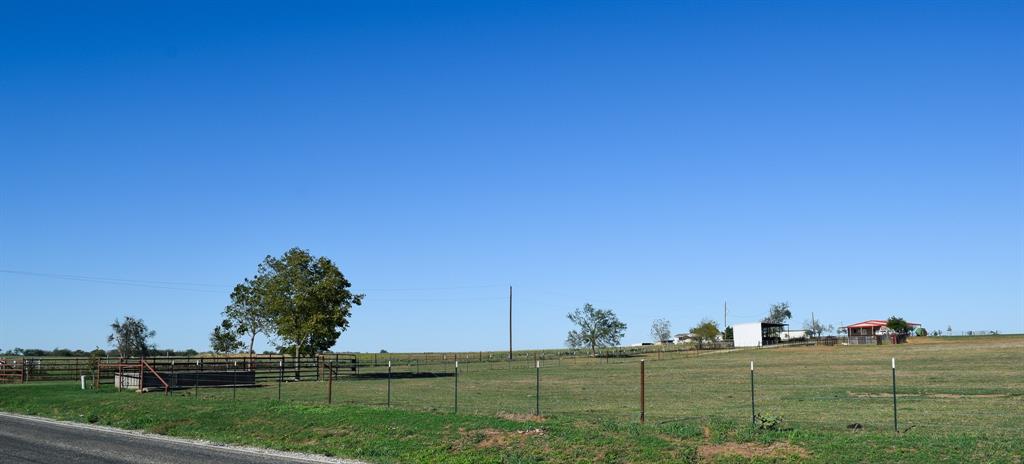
[{"xmin": 54, "ymin": 348, "xmax": 1024, "ymax": 438}]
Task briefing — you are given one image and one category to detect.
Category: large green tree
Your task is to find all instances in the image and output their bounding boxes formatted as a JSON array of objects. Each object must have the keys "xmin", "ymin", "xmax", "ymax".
[
  {"xmin": 256, "ymin": 248, "xmax": 364, "ymax": 360},
  {"xmin": 566, "ymin": 303, "xmax": 627, "ymax": 355}
]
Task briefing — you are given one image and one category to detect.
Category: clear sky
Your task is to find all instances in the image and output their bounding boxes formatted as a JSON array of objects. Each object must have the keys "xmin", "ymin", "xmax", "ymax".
[{"xmin": 1, "ymin": 1, "xmax": 1021, "ymax": 353}]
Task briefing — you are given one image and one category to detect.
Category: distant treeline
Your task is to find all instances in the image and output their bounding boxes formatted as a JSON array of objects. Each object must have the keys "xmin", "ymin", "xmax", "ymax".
[{"xmin": 0, "ymin": 347, "xmax": 200, "ymax": 357}]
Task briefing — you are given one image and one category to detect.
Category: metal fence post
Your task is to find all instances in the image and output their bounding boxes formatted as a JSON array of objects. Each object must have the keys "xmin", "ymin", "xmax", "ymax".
[
  {"xmin": 278, "ymin": 359, "xmax": 283, "ymax": 401},
  {"xmin": 535, "ymin": 360, "xmax": 541, "ymax": 416},
  {"xmin": 454, "ymin": 361, "xmax": 459, "ymax": 414},
  {"xmin": 892, "ymin": 357, "xmax": 898, "ymax": 433},
  {"xmin": 232, "ymin": 362, "xmax": 237, "ymax": 401},
  {"xmin": 639, "ymin": 359, "xmax": 646, "ymax": 424},
  {"xmin": 328, "ymin": 362, "xmax": 333, "ymax": 405},
  {"xmin": 387, "ymin": 360, "xmax": 392, "ymax": 408},
  {"xmin": 750, "ymin": 361, "xmax": 755, "ymax": 425}
]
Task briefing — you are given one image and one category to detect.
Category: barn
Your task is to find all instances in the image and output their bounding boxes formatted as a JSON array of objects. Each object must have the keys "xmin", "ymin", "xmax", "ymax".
[{"xmin": 732, "ymin": 322, "xmax": 787, "ymax": 347}]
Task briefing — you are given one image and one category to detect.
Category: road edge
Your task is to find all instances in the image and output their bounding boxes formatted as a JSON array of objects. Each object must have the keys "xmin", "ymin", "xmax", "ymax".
[{"xmin": 0, "ymin": 410, "xmax": 369, "ymax": 464}]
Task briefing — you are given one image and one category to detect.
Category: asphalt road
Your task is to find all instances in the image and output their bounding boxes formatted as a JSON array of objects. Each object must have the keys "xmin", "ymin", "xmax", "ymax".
[{"xmin": 0, "ymin": 412, "xmax": 361, "ymax": 464}]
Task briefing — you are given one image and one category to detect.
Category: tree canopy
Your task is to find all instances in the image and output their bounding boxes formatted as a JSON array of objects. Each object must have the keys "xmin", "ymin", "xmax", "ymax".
[
  {"xmin": 209, "ymin": 319, "xmax": 244, "ymax": 353},
  {"xmin": 690, "ymin": 319, "xmax": 720, "ymax": 349},
  {"xmin": 256, "ymin": 247, "xmax": 364, "ymax": 357},
  {"xmin": 566, "ymin": 304, "xmax": 627, "ymax": 355},
  {"xmin": 762, "ymin": 302, "xmax": 792, "ymax": 324},
  {"xmin": 650, "ymin": 318, "xmax": 672, "ymax": 343},
  {"xmin": 886, "ymin": 316, "xmax": 911, "ymax": 334},
  {"xmin": 107, "ymin": 316, "xmax": 155, "ymax": 358},
  {"xmin": 223, "ymin": 278, "xmax": 275, "ymax": 356},
  {"xmin": 802, "ymin": 318, "xmax": 833, "ymax": 338}
]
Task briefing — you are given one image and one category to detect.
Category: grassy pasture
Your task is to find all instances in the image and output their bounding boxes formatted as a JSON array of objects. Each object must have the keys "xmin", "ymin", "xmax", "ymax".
[{"xmin": 0, "ymin": 335, "xmax": 1021, "ymax": 463}]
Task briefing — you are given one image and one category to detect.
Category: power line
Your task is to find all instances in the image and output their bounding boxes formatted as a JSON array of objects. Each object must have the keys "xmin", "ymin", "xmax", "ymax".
[
  {"xmin": 0, "ymin": 269, "xmax": 230, "ymax": 288},
  {"xmin": 0, "ymin": 269, "xmax": 506, "ymax": 296},
  {"xmin": 0, "ymin": 270, "xmax": 228, "ymax": 293},
  {"xmin": 357, "ymin": 284, "xmax": 506, "ymax": 292}
]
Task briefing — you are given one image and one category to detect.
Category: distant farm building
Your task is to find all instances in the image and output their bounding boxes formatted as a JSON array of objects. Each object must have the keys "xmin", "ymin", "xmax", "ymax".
[
  {"xmin": 845, "ymin": 320, "xmax": 920, "ymax": 345},
  {"xmin": 732, "ymin": 322, "xmax": 787, "ymax": 347},
  {"xmin": 780, "ymin": 330, "xmax": 807, "ymax": 341},
  {"xmin": 674, "ymin": 333, "xmax": 695, "ymax": 344}
]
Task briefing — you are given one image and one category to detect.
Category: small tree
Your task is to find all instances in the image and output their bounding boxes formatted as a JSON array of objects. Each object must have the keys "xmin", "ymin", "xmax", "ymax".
[
  {"xmin": 210, "ymin": 319, "xmax": 244, "ymax": 353},
  {"xmin": 762, "ymin": 302, "xmax": 792, "ymax": 324},
  {"xmin": 566, "ymin": 303, "xmax": 627, "ymax": 355},
  {"xmin": 946, "ymin": 325, "xmax": 953, "ymax": 336},
  {"xmin": 107, "ymin": 316, "xmax": 155, "ymax": 358},
  {"xmin": 724, "ymin": 326, "xmax": 734, "ymax": 340},
  {"xmin": 886, "ymin": 316, "xmax": 911, "ymax": 335},
  {"xmin": 690, "ymin": 319, "xmax": 720, "ymax": 349},
  {"xmin": 650, "ymin": 318, "xmax": 672, "ymax": 343},
  {"xmin": 914, "ymin": 327, "xmax": 928, "ymax": 337},
  {"xmin": 224, "ymin": 278, "xmax": 275, "ymax": 358},
  {"xmin": 803, "ymin": 319, "xmax": 834, "ymax": 338}
]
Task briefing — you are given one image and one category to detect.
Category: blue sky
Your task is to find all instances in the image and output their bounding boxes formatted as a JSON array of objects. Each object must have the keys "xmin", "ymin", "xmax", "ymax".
[{"xmin": 1, "ymin": 1, "xmax": 1021, "ymax": 353}]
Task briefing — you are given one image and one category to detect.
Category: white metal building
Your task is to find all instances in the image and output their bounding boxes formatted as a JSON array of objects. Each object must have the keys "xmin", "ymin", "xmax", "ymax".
[{"xmin": 732, "ymin": 322, "xmax": 787, "ymax": 347}]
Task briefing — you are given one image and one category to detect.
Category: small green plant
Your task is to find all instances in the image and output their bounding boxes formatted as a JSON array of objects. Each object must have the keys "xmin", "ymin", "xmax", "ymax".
[{"xmin": 754, "ymin": 412, "xmax": 784, "ymax": 431}]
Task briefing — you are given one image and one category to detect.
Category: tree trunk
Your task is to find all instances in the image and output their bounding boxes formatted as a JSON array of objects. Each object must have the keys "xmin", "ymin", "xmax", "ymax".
[
  {"xmin": 248, "ymin": 332, "xmax": 256, "ymax": 370},
  {"xmin": 294, "ymin": 343, "xmax": 301, "ymax": 380}
]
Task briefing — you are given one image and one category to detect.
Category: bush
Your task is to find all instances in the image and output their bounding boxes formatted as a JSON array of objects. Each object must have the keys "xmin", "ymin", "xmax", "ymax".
[{"xmin": 754, "ymin": 412, "xmax": 785, "ymax": 431}]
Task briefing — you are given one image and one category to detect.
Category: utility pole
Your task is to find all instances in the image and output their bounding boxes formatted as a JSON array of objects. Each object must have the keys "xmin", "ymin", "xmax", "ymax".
[
  {"xmin": 724, "ymin": 301, "xmax": 728, "ymax": 330},
  {"xmin": 508, "ymin": 286, "xmax": 513, "ymax": 362}
]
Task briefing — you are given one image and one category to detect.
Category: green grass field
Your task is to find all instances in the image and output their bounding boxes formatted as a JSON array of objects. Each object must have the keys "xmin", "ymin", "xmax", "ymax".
[{"xmin": 1, "ymin": 336, "xmax": 1021, "ymax": 463}]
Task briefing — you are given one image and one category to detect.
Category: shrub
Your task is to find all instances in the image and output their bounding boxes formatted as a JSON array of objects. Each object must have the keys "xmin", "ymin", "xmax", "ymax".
[{"xmin": 754, "ymin": 412, "xmax": 785, "ymax": 431}]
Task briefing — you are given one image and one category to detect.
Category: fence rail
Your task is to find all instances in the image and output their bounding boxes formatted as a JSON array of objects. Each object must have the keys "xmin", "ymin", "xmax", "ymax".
[{"xmin": 3, "ymin": 340, "xmax": 859, "ymax": 384}]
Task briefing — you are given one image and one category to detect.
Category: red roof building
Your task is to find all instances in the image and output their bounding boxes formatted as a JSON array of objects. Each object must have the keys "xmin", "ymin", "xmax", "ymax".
[{"xmin": 844, "ymin": 319, "xmax": 921, "ymax": 345}]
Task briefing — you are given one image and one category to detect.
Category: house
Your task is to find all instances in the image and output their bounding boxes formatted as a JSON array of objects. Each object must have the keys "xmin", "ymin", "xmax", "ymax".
[
  {"xmin": 844, "ymin": 320, "xmax": 920, "ymax": 345},
  {"xmin": 673, "ymin": 333, "xmax": 695, "ymax": 344},
  {"xmin": 780, "ymin": 330, "xmax": 807, "ymax": 341},
  {"xmin": 732, "ymin": 322, "xmax": 787, "ymax": 347}
]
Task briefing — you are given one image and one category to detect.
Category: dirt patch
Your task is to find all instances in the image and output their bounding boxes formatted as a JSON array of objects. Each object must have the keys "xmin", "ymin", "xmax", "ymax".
[
  {"xmin": 460, "ymin": 428, "xmax": 545, "ymax": 449},
  {"xmin": 928, "ymin": 393, "xmax": 1008, "ymax": 399},
  {"xmin": 698, "ymin": 442, "xmax": 809, "ymax": 461},
  {"xmin": 848, "ymin": 392, "xmax": 1008, "ymax": 399},
  {"xmin": 497, "ymin": 412, "xmax": 545, "ymax": 422},
  {"xmin": 702, "ymin": 425, "xmax": 711, "ymax": 439}
]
